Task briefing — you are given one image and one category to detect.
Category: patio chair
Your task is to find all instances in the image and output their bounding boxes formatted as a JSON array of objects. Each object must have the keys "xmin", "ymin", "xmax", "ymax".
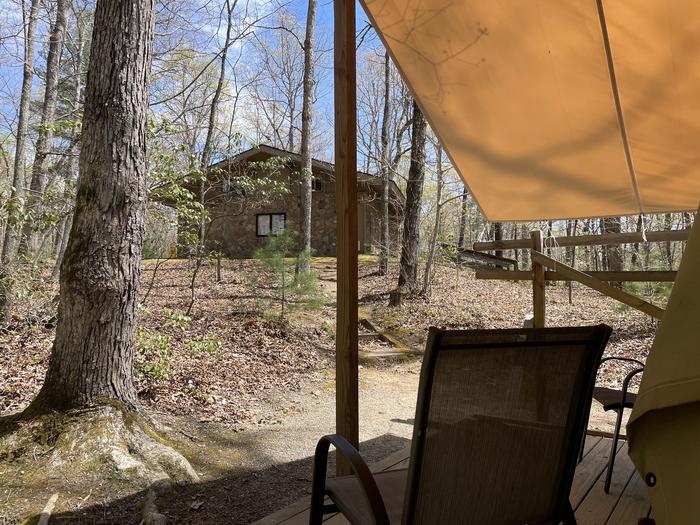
[
  {"xmin": 310, "ymin": 324, "xmax": 612, "ymax": 525},
  {"xmin": 579, "ymin": 357, "xmax": 644, "ymax": 493}
]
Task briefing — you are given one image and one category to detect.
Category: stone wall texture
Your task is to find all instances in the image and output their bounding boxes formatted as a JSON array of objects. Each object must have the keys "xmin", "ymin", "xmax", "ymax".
[{"xmin": 203, "ymin": 156, "xmax": 400, "ymax": 259}]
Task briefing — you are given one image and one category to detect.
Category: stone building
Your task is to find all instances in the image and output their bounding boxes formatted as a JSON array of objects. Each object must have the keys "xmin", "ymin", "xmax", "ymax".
[{"xmin": 203, "ymin": 145, "xmax": 403, "ymax": 259}]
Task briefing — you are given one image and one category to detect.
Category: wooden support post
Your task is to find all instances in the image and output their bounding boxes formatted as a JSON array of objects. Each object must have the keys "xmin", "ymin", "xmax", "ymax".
[
  {"xmin": 334, "ymin": 0, "xmax": 359, "ymax": 476},
  {"xmin": 531, "ymin": 230, "xmax": 545, "ymax": 328}
]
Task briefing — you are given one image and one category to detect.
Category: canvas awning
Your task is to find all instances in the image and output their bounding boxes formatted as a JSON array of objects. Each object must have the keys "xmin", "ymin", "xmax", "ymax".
[{"xmin": 361, "ymin": 0, "xmax": 700, "ymax": 221}]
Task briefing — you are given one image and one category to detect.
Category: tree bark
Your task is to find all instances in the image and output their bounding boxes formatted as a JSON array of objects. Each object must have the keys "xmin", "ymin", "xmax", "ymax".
[
  {"xmin": 298, "ymin": 0, "xmax": 317, "ymax": 273},
  {"xmin": 28, "ymin": 0, "xmax": 156, "ymax": 412},
  {"xmin": 19, "ymin": 0, "xmax": 71, "ymax": 256},
  {"xmin": 603, "ymin": 216, "xmax": 623, "ymax": 287},
  {"xmin": 662, "ymin": 213, "xmax": 674, "ymax": 270},
  {"xmin": 0, "ymin": 0, "xmax": 41, "ymax": 324},
  {"xmin": 630, "ymin": 214, "xmax": 643, "ymax": 269},
  {"xmin": 378, "ymin": 52, "xmax": 391, "ymax": 276},
  {"xmin": 493, "ymin": 222, "xmax": 503, "ymax": 258},
  {"xmin": 396, "ymin": 100, "xmax": 427, "ymax": 295},
  {"xmin": 458, "ymin": 183, "xmax": 468, "ymax": 248}
]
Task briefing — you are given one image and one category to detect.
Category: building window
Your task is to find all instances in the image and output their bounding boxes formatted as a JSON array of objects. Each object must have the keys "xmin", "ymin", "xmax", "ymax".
[
  {"xmin": 312, "ymin": 177, "xmax": 323, "ymax": 192},
  {"xmin": 256, "ymin": 213, "xmax": 286, "ymax": 237}
]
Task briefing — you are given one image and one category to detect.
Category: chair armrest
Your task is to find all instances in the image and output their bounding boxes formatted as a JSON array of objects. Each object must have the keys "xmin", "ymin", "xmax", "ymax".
[
  {"xmin": 621, "ymin": 367, "xmax": 644, "ymax": 406},
  {"xmin": 309, "ymin": 434, "xmax": 390, "ymax": 525},
  {"xmin": 599, "ymin": 356, "xmax": 645, "ymax": 368}
]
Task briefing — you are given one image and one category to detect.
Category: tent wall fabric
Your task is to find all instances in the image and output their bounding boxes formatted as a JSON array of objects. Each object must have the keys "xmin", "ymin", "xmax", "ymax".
[
  {"xmin": 628, "ymin": 403, "xmax": 700, "ymax": 523},
  {"xmin": 626, "ymin": 209, "xmax": 700, "ymax": 522},
  {"xmin": 361, "ymin": 0, "xmax": 700, "ymax": 221}
]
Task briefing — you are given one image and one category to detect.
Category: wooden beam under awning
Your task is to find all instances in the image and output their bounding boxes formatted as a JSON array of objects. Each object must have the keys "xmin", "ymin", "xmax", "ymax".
[
  {"xmin": 476, "ymin": 270, "xmax": 677, "ymax": 282},
  {"xmin": 334, "ymin": 0, "xmax": 359, "ymax": 476}
]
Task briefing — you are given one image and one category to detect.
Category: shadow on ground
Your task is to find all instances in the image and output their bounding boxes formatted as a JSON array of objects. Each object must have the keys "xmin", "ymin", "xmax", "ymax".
[{"xmin": 49, "ymin": 433, "xmax": 410, "ymax": 524}]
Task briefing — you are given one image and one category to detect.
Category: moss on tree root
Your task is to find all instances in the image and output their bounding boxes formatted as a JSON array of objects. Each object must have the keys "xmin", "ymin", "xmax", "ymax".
[{"xmin": 0, "ymin": 402, "xmax": 198, "ymax": 522}]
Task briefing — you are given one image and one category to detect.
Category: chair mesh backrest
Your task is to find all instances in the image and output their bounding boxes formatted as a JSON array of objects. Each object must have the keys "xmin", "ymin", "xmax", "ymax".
[{"xmin": 404, "ymin": 325, "xmax": 611, "ymax": 525}]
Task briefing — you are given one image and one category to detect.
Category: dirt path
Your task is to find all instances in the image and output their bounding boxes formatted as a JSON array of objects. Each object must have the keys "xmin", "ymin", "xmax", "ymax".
[{"xmin": 39, "ymin": 361, "xmax": 419, "ymax": 524}]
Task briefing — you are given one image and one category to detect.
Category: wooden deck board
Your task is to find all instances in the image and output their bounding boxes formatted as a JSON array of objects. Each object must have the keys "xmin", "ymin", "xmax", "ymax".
[
  {"xmin": 576, "ymin": 443, "xmax": 637, "ymax": 524},
  {"xmin": 571, "ymin": 437, "xmax": 624, "ymax": 508},
  {"xmin": 255, "ymin": 436, "xmax": 650, "ymax": 525},
  {"xmin": 606, "ymin": 472, "xmax": 653, "ymax": 524}
]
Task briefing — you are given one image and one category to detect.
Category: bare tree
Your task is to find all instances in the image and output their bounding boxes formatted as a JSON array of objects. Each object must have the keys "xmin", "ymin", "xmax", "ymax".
[
  {"xmin": 457, "ymin": 182, "xmax": 468, "ymax": 248},
  {"xmin": 378, "ymin": 51, "xmax": 391, "ymax": 275},
  {"xmin": 493, "ymin": 221, "xmax": 503, "ymax": 258},
  {"xmin": 298, "ymin": 0, "xmax": 317, "ymax": 273},
  {"xmin": 391, "ymin": 100, "xmax": 427, "ymax": 305},
  {"xmin": 52, "ymin": 1, "xmax": 90, "ymax": 278},
  {"xmin": 602, "ymin": 216, "xmax": 623, "ymax": 287},
  {"xmin": 421, "ymin": 143, "xmax": 444, "ymax": 297},
  {"xmin": 249, "ymin": 12, "xmax": 304, "ymax": 150},
  {"xmin": 0, "ymin": 0, "xmax": 41, "ymax": 324},
  {"xmin": 18, "ymin": 0, "xmax": 70, "ymax": 256},
  {"xmin": 187, "ymin": 0, "xmax": 237, "ymax": 316}
]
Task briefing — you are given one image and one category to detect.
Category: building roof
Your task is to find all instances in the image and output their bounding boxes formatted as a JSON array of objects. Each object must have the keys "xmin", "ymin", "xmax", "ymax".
[
  {"xmin": 361, "ymin": 0, "xmax": 700, "ymax": 221},
  {"xmin": 210, "ymin": 144, "xmax": 404, "ymax": 202}
]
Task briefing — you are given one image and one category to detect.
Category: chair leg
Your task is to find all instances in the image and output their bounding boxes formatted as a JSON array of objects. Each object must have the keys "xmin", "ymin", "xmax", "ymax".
[
  {"xmin": 578, "ymin": 406, "xmax": 592, "ymax": 463},
  {"xmin": 309, "ymin": 485, "xmax": 325, "ymax": 525},
  {"xmin": 604, "ymin": 408, "xmax": 624, "ymax": 493},
  {"xmin": 309, "ymin": 440, "xmax": 330, "ymax": 525}
]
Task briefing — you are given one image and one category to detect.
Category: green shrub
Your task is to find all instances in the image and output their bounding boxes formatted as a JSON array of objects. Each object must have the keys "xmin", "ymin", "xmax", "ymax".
[
  {"xmin": 186, "ymin": 335, "xmax": 224, "ymax": 358},
  {"xmin": 253, "ymin": 227, "xmax": 322, "ymax": 319},
  {"xmin": 163, "ymin": 308, "xmax": 192, "ymax": 331},
  {"xmin": 135, "ymin": 328, "xmax": 173, "ymax": 381},
  {"xmin": 623, "ymin": 281, "xmax": 673, "ymax": 306}
]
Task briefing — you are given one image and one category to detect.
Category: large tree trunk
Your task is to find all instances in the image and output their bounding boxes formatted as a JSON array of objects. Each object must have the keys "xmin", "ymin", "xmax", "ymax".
[
  {"xmin": 29, "ymin": 0, "xmax": 156, "ymax": 412},
  {"xmin": 378, "ymin": 52, "xmax": 392, "ymax": 276},
  {"xmin": 0, "ymin": 0, "xmax": 41, "ymax": 324},
  {"xmin": 298, "ymin": 0, "xmax": 317, "ymax": 273},
  {"xmin": 395, "ymin": 100, "xmax": 427, "ymax": 296},
  {"xmin": 19, "ymin": 0, "xmax": 70, "ymax": 256}
]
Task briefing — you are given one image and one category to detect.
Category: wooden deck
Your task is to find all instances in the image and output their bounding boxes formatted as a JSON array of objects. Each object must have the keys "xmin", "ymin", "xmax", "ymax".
[{"xmin": 253, "ymin": 435, "xmax": 650, "ymax": 525}]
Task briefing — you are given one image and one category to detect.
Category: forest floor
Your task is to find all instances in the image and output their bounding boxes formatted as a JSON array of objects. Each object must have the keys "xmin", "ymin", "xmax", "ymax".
[{"xmin": 0, "ymin": 256, "xmax": 658, "ymax": 522}]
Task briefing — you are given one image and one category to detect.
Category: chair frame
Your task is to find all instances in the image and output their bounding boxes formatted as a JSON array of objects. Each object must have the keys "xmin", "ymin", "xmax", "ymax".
[
  {"xmin": 310, "ymin": 325, "xmax": 612, "ymax": 525},
  {"xmin": 580, "ymin": 356, "xmax": 644, "ymax": 493},
  {"xmin": 309, "ymin": 434, "xmax": 390, "ymax": 525}
]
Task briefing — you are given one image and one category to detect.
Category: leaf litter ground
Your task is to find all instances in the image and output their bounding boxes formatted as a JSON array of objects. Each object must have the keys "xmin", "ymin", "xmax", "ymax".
[{"xmin": 0, "ymin": 256, "xmax": 657, "ymax": 522}]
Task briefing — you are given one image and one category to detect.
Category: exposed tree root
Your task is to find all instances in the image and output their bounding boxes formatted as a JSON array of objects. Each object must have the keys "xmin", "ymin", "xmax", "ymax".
[{"xmin": 0, "ymin": 404, "xmax": 198, "ymax": 521}]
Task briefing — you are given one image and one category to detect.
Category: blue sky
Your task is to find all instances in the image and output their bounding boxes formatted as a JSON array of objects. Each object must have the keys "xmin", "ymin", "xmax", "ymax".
[{"xmin": 0, "ymin": 0, "xmax": 382, "ymax": 164}]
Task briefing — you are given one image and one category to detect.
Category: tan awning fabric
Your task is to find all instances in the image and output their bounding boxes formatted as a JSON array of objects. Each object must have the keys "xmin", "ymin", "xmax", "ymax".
[
  {"xmin": 361, "ymin": 0, "xmax": 700, "ymax": 221},
  {"xmin": 627, "ymin": 210, "xmax": 700, "ymax": 522}
]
